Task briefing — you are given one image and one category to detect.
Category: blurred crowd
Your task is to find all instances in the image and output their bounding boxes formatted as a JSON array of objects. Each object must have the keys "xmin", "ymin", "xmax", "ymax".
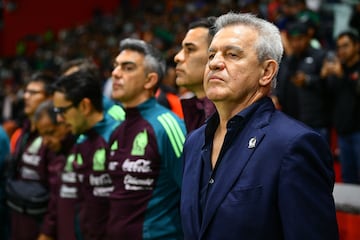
[{"xmin": 0, "ymin": 0, "xmax": 357, "ymax": 126}]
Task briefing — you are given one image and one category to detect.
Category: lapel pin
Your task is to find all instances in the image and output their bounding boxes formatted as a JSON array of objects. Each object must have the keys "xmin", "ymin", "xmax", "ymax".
[{"xmin": 248, "ymin": 137, "xmax": 257, "ymax": 149}]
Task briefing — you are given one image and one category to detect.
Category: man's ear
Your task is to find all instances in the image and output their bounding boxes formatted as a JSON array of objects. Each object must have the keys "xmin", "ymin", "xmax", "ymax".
[
  {"xmin": 259, "ymin": 59, "xmax": 278, "ymax": 87},
  {"xmin": 79, "ymin": 98, "xmax": 92, "ymax": 115},
  {"xmin": 144, "ymin": 72, "xmax": 159, "ymax": 90}
]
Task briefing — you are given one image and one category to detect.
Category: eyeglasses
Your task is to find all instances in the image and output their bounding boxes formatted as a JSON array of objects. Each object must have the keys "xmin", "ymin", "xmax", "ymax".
[
  {"xmin": 53, "ymin": 104, "xmax": 75, "ymax": 116},
  {"xmin": 24, "ymin": 89, "xmax": 45, "ymax": 95}
]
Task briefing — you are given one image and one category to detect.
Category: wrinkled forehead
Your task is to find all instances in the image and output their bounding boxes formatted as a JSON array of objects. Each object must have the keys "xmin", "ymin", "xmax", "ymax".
[{"xmin": 210, "ymin": 25, "xmax": 258, "ymax": 49}]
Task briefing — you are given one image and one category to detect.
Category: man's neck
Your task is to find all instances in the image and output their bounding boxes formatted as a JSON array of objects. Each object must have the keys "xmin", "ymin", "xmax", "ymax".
[
  {"xmin": 194, "ymin": 89, "xmax": 206, "ymax": 99},
  {"xmin": 87, "ymin": 111, "xmax": 104, "ymax": 130}
]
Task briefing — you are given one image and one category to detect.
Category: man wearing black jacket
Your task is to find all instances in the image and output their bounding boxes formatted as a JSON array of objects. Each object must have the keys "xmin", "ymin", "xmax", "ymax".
[
  {"xmin": 275, "ymin": 21, "xmax": 330, "ymax": 141},
  {"xmin": 322, "ymin": 31, "xmax": 360, "ymax": 183}
]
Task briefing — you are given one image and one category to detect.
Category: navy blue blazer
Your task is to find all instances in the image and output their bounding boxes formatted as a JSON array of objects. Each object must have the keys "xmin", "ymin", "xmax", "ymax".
[{"xmin": 180, "ymin": 97, "xmax": 339, "ymax": 240}]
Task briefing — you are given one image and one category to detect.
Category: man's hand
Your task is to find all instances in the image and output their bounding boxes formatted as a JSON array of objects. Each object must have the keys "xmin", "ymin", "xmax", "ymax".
[
  {"xmin": 292, "ymin": 71, "xmax": 307, "ymax": 87},
  {"xmin": 37, "ymin": 234, "xmax": 54, "ymax": 240}
]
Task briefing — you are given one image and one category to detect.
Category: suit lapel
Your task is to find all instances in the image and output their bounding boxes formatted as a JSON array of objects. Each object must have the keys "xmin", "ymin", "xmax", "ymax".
[
  {"xmin": 192, "ymin": 148, "xmax": 204, "ymax": 233},
  {"xmin": 183, "ymin": 134, "xmax": 206, "ymax": 236},
  {"xmin": 198, "ymin": 99, "xmax": 275, "ymax": 238}
]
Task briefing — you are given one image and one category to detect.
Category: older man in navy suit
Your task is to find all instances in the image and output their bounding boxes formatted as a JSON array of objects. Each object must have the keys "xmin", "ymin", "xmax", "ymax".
[{"xmin": 180, "ymin": 12, "xmax": 339, "ymax": 240}]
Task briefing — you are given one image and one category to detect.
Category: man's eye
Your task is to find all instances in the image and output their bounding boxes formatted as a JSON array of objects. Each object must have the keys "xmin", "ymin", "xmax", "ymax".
[
  {"xmin": 208, "ymin": 54, "xmax": 215, "ymax": 60},
  {"xmin": 185, "ymin": 47, "xmax": 195, "ymax": 53},
  {"xmin": 123, "ymin": 66, "xmax": 134, "ymax": 71},
  {"xmin": 227, "ymin": 52, "xmax": 238, "ymax": 58}
]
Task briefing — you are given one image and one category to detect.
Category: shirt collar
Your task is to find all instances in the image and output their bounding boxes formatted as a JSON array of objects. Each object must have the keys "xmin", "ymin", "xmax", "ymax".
[{"xmin": 204, "ymin": 97, "xmax": 266, "ymax": 140}]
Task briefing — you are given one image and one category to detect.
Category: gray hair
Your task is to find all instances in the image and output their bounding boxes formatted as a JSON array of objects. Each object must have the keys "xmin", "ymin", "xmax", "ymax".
[
  {"xmin": 119, "ymin": 38, "xmax": 166, "ymax": 83},
  {"xmin": 212, "ymin": 12, "xmax": 284, "ymax": 86},
  {"xmin": 33, "ymin": 100, "xmax": 57, "ymax": 124}
]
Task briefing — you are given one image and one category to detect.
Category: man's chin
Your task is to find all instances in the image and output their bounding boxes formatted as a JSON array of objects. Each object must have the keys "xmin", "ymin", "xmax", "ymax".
[
  {"xmin": 175, "ymin": 78, "xmax": 187, "ymax": 88},
  {"xmin": 69, "ymin": 126, "xmax": 78, "ymax": 135},
  {"xmin": 24, "ymin": 109, "xmax": 33, "ymax": 117}
]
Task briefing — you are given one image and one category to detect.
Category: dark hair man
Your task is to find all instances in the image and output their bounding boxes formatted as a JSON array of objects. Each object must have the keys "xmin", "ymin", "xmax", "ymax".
[{"xmin": 53, "ymin": 70, "xmax": 121, "ymax": 240}]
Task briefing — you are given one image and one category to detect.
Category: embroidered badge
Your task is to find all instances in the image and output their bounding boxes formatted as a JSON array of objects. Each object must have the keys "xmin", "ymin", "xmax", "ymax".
[
  {"xmin": 110, "ymin": 140, "xmax": 118, "ymax": 151},
  {"xmin": 65, "ymin": 154, "xmax": 75, "ymax": 172},
  {"xmin": 248, "ymin": 137, "xmax": 257, "ymax": 149},
  {"xmin": 76, "ymin": 153, "xmax": 83, "ymax": 165},
  {"xmin": 131, "ymin": 130, "xmax": 148, "ymax": 156},
  {"xmin": 93, "ymin": 148, "xmax": 106, "ymax": 171}
]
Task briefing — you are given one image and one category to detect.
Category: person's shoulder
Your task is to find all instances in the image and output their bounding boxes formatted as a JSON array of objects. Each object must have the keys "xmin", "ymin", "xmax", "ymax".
[
  {"xmin": 145, "ymin": 100, "xmax": 184, "ymax": 124},
  {"xmin": 146, "ymin": 102, "xmax": 186, "ymax": 138},
  {"xmin": 107, "ymin": 105, "xmax": 125, "ymax": 122},
  {"xmin": 184, "ymin": 124, "xmax": 206, "ymax": 144},
  {"xmin": 0, "ymin": 126, "xmax": 9, "ymax": 139},
  {"xmin": 271, "ymin": 110, "xmax": 320, "ymax": 138},
  {"xmin": 99, "ymin": 114, "xmax": 122, "ymax": 143}
]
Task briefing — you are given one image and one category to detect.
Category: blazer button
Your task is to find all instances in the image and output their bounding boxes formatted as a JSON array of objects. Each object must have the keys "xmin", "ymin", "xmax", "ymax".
[{"xmin": 209, "ymin": 178, "xmax": 214, "ymax": 184}]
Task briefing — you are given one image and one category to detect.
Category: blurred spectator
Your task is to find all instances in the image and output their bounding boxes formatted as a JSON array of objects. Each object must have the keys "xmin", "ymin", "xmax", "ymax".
[
  {"xmin": 322, "ymin": 31, "xmax": 360, "ymax": 184},
  {"xmin": 277, "ymin": 0, "xmax": 323, "ymax": 53},
  {"xmin": 275, "ymin": 20, "xmax": 330, "ymax": 141},
  {"xmin": 6, "ymin": 71, "xmax": 55, "ymax": 240},
  {"xmin": 155, "ymin": 58, "xmax": 184, "ymax": 118},
  {"xmin": 0, "ymin": 125, "xmax": 10, "ymax": 240}
]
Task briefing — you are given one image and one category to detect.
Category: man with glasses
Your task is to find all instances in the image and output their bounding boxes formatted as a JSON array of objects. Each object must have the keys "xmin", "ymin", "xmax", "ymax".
[
  {"xmin": 6, "ymin": 71, "xmax": 54, "ymax": 240},
  {"xmin": 52, "ymin": 70, "xmax": 121, "ymax": 240},
  {"xmin": 60, "ymin": 57, "xmax": 125, "ymax": 122}
]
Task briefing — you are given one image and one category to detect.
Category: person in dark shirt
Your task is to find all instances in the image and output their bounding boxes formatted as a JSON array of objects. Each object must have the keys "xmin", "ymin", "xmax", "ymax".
[
  {"xmin": 174, "ymin": 17, "xmax": 217, "ymax": 133},
  {"xmin": 52, "ymin": 70, "xmax": 120, "ymax": 240},
  {"xmin": 180, "ymin": 12, "xmax": 338, "ymax": 239},
  {"xmin": 7, "ymin": 71, "xmax": 54, "ymax": 240},
  {"xmin": 105, "ymin": 38, "xmax": 186, "ymax": 239},
  {"xmin": 33, "ymin": 100, "xmax": 77, "ymax": 240},
  {"xmin": 322, "ymin": 31, "xmax": 360, "ymax": 183},
  {"xmin": 274, "ymin": 20, "xmax": 330, "ymax": 141}
]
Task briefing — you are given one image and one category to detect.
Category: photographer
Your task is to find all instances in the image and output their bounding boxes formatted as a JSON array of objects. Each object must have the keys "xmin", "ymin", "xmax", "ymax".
[
  {"xmin": 322, "ymin": 31, "xmax": 360, "ymax": 184},
  {"xmin": 275, "ymin": 20, "xmax": 330, "ymax": 141}
]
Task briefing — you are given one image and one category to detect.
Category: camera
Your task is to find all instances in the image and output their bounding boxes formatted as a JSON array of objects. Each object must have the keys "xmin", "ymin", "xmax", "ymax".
[{"xmin": 325, "ymin": 51, "xmax": 337, "ymax": 63}]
